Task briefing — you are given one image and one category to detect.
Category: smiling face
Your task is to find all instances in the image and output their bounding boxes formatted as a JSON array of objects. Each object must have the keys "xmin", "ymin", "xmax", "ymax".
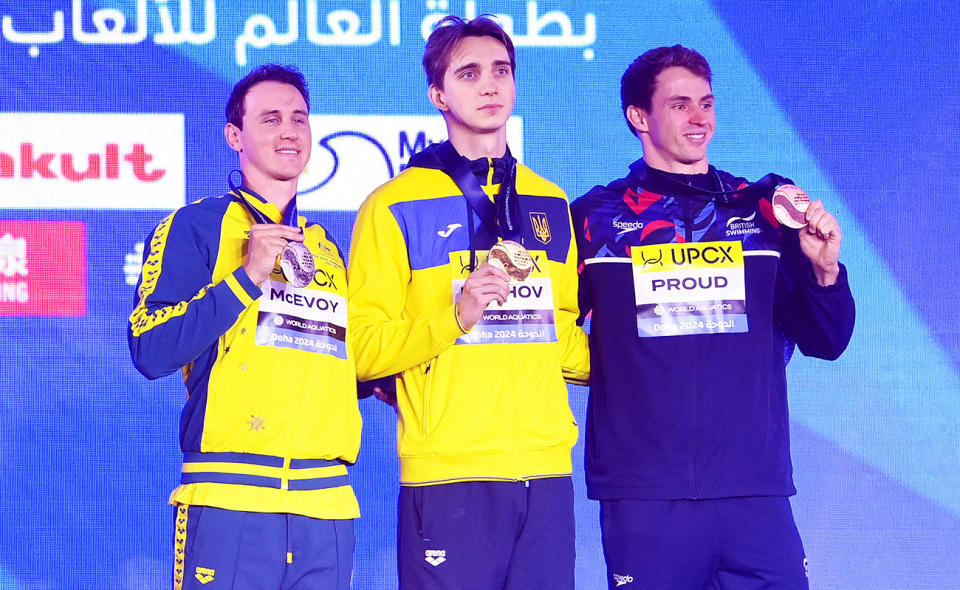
[
  {"xmin": 627, "ymin": 66, "xmax": 715, "ymax": 174},
  {"xmin": 429, "ymin": 35, "xmax": 516, "ymax": 149},
  {"xmin": 225, "ymin": 80, "xmax": 311, "ymax": 193}
]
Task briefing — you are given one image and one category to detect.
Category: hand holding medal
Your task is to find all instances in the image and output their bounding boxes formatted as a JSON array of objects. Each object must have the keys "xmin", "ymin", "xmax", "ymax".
[
  {"xmin": 242, "ymin": 224, "xmax": 310, "ymax": 285},
  {"xmin": 772, "ymin": 184, "xmax": 843, "ymax": 286},
  {"xmin": 487, "ymin": 240, "xmax": 535, "ymax": 283}
]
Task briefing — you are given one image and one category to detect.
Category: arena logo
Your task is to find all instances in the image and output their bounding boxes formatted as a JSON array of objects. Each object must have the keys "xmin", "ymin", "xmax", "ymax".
[
  {"xmin": 0, "ymin": 113, "xmax": 185, "ymax": 210},
  {"xmin": 0, "ymin": 221, "xmax": 86, "ymax": 316},
  {"xmin": 297, "ymin": 115, "xmax": 523, "ymax": 211}
]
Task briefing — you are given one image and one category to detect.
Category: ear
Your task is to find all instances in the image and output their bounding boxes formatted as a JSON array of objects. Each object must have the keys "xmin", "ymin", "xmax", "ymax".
[
  {"xmin": 224, "ymin": 123, "xmax": 243, "ymax": 153},
  {"xmin": 428, "ymin": 84, "xmax": 449, "ymax": 112},
  {"xmin": 626, "ymin": 105, "xmax": 649, "ymax": 134}
]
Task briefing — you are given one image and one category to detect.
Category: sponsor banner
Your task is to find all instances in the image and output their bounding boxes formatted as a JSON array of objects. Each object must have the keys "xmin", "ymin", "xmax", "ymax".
[
  {"xmin": 0, "ymin": 113, "xmax": 185, "ymax": 209},
  {"xmin": 450, "ymin": 249, "xmax": 556, "ymax": 345},
  {"xmin": 0, "ymin": 221, "xmax": 86, "ymax": 316},
  {"xmin": 632, "ymin": 241, "xmax": 747, "ymax": 337},
  {"xmin": 297, "ymin": 115, "xmax": 522, "ymax": 211},
  {"xmin": 255, "ymin": 280, "xmax": 348, "ymax": 358}
]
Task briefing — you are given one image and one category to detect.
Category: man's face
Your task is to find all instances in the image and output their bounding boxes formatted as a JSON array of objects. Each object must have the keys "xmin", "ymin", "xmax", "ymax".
[
  {"xmin": 630, "ymin": 66, "xmax": 714, "ymax": 174},
  {"xmin": 225, "ymin": 80, "xmax": 311, "ymax": 186},
  {"xmin": 429, "ymin": 35, "xmax": 516, "ymax": 138}
]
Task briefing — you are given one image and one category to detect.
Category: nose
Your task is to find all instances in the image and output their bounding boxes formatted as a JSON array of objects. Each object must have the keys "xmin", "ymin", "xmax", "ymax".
[
  {"xmin": 689, "ymin": 106, "xmax": 709, "ymax": 125},
  {"xmin": 280, "ymin": 121, "xmax": 299, "ymax": 139},
  {"xmin": 480, "ymin": 73, "xmax": 498, "ymax": 96}
]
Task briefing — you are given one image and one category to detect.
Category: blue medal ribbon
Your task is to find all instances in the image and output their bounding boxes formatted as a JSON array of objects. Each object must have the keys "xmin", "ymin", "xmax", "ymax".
[{"xmin": 434, "ymin": 141, "xmax": 523, "ymax": 244}]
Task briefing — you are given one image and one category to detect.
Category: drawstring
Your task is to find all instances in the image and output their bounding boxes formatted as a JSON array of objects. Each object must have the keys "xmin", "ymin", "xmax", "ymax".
[{"xmin": 286, "ymin": 513, "xmax": 293, "ymax": 564}]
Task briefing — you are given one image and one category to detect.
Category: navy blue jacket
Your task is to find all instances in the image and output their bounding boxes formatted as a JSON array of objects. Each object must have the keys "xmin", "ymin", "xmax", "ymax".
[{"xmin": 571, "ymin": 159, "xmax": 855, "ymax": 500}]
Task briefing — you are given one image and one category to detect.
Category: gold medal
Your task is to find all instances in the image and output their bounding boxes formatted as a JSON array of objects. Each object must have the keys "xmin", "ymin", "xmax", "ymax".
[{"xmin": 488, "ymin": 240, "xmax": 534, "ymax": 282}]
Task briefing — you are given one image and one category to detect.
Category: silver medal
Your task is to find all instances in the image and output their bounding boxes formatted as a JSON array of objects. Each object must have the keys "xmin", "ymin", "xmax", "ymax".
[{"xmin": 279, "ymin": 241, "xmax": 316, "ymax": 287}]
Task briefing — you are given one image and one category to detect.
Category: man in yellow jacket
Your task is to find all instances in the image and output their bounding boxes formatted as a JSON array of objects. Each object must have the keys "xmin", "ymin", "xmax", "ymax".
[
  {"xmin": 348, "ymin": 15, "xmax": 588, "ymax": 590},
  {"xmin": 130, "ymin": 65, "xmax": 360, "ymax": 589}
]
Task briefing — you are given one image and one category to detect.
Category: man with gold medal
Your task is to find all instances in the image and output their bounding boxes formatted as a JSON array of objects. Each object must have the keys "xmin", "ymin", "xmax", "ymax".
[{"xmin": 348, "ymin": 15, "xmax": 589, "ymax": 590}]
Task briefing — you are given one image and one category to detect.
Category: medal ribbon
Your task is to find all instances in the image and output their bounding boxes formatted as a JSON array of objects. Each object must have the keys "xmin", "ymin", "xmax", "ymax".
[
  {"xmin": 630, "ymin": 161, "xmax": 786, "ymax": 205},
  {"xmin": 228, "ymin": 175, "xmax": 313, "ymax": 287},
  {"xmin": 228, "ymin": 172, "xmax": 301, "ymax": 228},
  {"xmin": 434, "ymin": 141, "xmax": 522, "ymax": 243}
]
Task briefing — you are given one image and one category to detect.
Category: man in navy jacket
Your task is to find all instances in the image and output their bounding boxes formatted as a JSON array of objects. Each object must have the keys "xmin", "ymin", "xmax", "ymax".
[{"xmin": 571, "ymin": 45, "xmax": 855, "ymax": 590}]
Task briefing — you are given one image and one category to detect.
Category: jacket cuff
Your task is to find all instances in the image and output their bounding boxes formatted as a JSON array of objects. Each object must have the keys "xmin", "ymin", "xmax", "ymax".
[
  {"xmin": 432, "ymin": 302, "xmax": 468, "ymax": 347},
  {"xmin": 226, "ymin": 267, "xmax": 262, "ymax": 307},
  {"xmin": 805, "ymin": 263, "xmax": 849, "ymax": 293}
]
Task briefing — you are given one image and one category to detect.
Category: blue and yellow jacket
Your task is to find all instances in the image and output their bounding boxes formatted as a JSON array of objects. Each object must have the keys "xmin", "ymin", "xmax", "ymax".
[
  {"xmin": 128, "ymin": 188, "xmax": 361, "ymax": 519},
  {"xmin": 347, "ymin": 143, "xmax": 589, "ymax": 486}
]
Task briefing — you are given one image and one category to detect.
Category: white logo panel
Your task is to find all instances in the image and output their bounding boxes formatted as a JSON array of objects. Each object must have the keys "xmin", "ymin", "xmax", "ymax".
[
  {"xmin": 298, "ymin": 115, "xmax": 523, "ymax": 211},
  {"xmin": 0, "ymin": 113, "xmax": 185, "ymax": 209}
]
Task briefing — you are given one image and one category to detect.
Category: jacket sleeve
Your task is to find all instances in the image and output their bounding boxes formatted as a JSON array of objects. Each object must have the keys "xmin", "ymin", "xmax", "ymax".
[
  {"xmin": 557, "ymin": 208, "xmax": 590, "ymax": 385},
  {"xmin": 569, "ymin": 197, "xmax": 594, "ymax": 328},
  {"xmin": 128, "ymin": 208, "xmax": 262, "ymax": 379},
  {"xmin": 347, "ymin": 189, "xmax": 464, "ymax": 381},
  {"xmin": 773, "ymin": 232, "xmax": 856, "ymax": 360}
]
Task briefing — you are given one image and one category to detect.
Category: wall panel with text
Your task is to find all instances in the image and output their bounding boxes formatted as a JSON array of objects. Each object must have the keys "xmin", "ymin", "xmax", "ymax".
[{"xmin": 1, "ymin": 1, "xmax": 957, "ymax": 588}]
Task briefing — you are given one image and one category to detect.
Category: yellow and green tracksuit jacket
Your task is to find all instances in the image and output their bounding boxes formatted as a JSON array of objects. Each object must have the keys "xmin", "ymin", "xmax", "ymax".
[
  {"xmin": 128, "ymin": 188, "xmax": 361, "ymax": 519},
  {"xmin": 348, "ymin": 143, "xmax": 589, "ymax": 486}
]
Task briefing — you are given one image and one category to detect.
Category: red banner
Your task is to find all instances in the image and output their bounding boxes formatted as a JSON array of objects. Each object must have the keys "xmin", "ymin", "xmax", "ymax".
[{"xmin": 0, "ymin": 221, "xmax": 86, "ymax": 316}]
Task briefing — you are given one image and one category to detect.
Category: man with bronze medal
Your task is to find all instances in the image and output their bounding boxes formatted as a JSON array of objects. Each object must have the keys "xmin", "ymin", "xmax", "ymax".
[
  {"xmin": 129, "ymin": 65, "xmax": 360, "ymax": 589},
  {"xmin": 571, "ymin": 46, "xmax": 856, "ymax": 589},
  {"xmin": 348, "ymin": 16, "xmax": 589, "ymax": 590}
]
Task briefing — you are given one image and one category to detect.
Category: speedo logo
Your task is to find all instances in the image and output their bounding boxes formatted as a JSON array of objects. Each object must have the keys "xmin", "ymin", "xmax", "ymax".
[
  {"xmin": 424, "ymin": 549, "xmax": 446, "ymax": 566},
  {"xmin": 613, "ymin": 219, "xmax": 644, "ymax": 235},
  {"xmin": 613, "ymin": 573, "xmax": 634, "ymax": 586}
]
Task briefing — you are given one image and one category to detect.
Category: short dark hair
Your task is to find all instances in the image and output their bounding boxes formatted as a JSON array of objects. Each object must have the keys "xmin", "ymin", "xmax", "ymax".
[
  {"xmin": 423, "ymin": 15, "xmax": 516, "ymax": 89},
  {"xmin": 225, "ymin": 64, "xmax": 309, "ymax": 129},
  {"xmin": 621, "ymin": 45, "xmax": 712, "ymax": 136}
]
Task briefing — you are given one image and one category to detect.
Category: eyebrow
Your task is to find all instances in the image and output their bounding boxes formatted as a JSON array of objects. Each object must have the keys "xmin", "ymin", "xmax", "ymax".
[
  {"xmin": 451, "ymin": 59, "xmax": 512, "ymax": 76},
  {"xmin": 257, "ymin": 108, "xmax": 309, "ymax": 117},
  {"xmin": 666, "ymin": 94, "xmax": 715, "ymax": 102}
]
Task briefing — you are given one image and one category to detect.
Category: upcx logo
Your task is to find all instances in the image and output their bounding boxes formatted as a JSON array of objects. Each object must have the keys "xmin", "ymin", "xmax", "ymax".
[{"xmin": 297, "ymin": 116, "xmax": 523, "ymax": 211}]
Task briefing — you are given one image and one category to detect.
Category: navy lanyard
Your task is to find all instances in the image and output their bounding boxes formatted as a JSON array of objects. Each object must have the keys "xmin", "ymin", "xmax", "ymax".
[
  {"xmin": 636, "ymin": 165, "xmax": 783, "ymax": 205},
  {"xmin": 228, "ymin": 172, "xmax": 300, "ymax": 227},
  {"xmin": 434, "ymin": 141, "xmax": 522, "ymax": 243}
]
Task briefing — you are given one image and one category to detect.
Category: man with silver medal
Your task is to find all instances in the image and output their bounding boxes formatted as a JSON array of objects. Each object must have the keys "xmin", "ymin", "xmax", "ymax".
[{"xmin": 128, "ymin": 65, "xmax": 361, "ymax": 590}]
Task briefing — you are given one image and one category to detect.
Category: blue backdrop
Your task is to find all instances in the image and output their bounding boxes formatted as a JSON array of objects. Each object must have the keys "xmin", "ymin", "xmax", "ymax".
[{"xmin": 1, "ymin": 1, "xmax": 957, "ymax": 588}]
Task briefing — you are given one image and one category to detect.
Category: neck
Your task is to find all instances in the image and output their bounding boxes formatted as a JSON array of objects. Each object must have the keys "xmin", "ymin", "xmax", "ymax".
[
  {"xmin": 642, "ymin": 154, "xmax": 709, "ymax": 175},
  {"xmin": 447, "ymin": 127, "xmax": 508, "ymax": 160},
  {"xmin": 244, "ymin": 174, "xmax": 298, "ymax": 215}
]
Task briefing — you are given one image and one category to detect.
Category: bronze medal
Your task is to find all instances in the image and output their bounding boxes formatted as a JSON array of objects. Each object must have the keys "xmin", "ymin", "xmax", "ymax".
[{"xmin": 772, "ymin": 184, "xmax": 810, "ymax": 229}]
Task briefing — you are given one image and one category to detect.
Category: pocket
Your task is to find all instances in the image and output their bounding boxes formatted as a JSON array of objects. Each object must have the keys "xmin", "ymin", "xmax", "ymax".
[
  {"xmin": 419, "ymin": 358, "xmax": 436, "ymax": 437},
  {"xmin": 413, "ymin": 487, "xmax": 428, "ymax": 541},
  {"xmin": 184, "ymin": 504, "xmax": 205, "ymax": 555}
]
